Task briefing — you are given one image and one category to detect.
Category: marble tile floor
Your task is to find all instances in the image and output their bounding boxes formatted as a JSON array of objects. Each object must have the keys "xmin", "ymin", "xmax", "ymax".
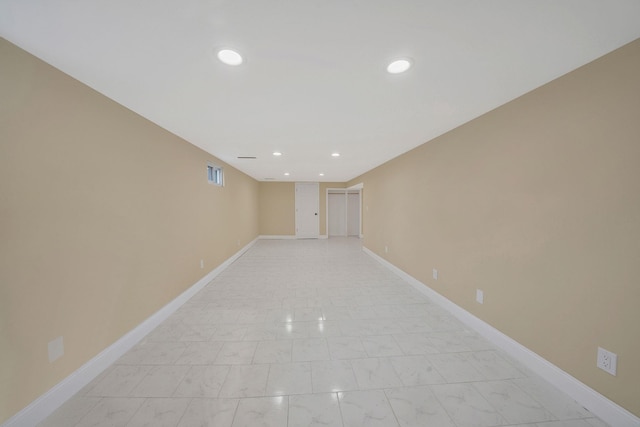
[{"xmin": 39, "ymin": 238, "xmax": 607, "ymax": 427}]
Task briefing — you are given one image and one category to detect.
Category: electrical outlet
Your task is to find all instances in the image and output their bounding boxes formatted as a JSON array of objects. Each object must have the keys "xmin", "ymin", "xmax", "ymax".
[
  {"xmin": 200, "ymin": 259, "xmax": 204, "ymax": 269},
  {"xmin": 476, "ymin": 289, "xmax": 484, "ymax": 304},
  {"xmin": 48, "ymin": 336, "xmax": 64, "ymax": 363},
  {"xmin": 384, "ymin": 246, "xmax": 388, "ymax": 253},
  {"xmin": 597, "ymin": 347, "xmax": 617, "ymax": 376},
  {"xmin": 433, "ymin": 269, "xmax": 438, "ymax": 280}
]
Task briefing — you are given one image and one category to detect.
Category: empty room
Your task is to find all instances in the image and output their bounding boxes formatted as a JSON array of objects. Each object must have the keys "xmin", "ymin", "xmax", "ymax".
[{"xmin": 1, "ymin": 2, "xmax": 639, "ymax": 427}]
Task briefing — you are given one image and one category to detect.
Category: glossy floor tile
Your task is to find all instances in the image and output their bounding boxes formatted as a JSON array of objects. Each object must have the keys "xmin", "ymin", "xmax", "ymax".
[{"xmin": 39, "ymin": 238, "xmax": 608, "ymax": 427}]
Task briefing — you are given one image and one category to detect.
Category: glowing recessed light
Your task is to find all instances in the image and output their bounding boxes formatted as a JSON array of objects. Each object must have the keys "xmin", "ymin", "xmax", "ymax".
[
  {"xmin": 217, "ymin": 49, "xmax": 243, "ymax": 66},
  {"xmin": 273, "ymin": 151, "xmax": 282, "ymax": 156},
  {"xmin": 284, "ymin": 172, "xmax": 290, "ymax": 176},
  {"xmin": 387, "ymin": 58, "xmax": 412, "ymax": 74},
  {"xmin": 331, "ymin": 152, "xmax": 340, "ymax": 157},
  {"xmin": 319, "ymin": 173, "xmax": 325, "ymax": 176}
]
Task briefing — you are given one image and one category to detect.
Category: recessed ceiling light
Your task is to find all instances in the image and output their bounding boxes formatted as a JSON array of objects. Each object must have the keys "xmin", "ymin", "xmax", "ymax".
[
  {"xmin": 319, "ymin": 173, "xmax": 325, "ymax": 176},
  {"xmin": 387, "ymin": 58, "xmax": 412, "ymax": 74},
  {"xmin": 284, "ymin": 172, "xmax": 290, "ymax": 176},
  {"xmin": 331, "ymin": 153, "xmax": 340, "ymax": 157},
  {"xmin": 273, "ymin": 152, "xmax": 282, "ymax": 156},
  {"xmin": 217, "ymin": 49, "xmax": 243, "ymax": 66}
]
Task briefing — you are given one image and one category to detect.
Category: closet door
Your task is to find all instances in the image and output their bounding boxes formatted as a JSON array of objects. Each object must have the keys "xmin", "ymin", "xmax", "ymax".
[
  {"xmin": 328, "ymin": 192, "xmax": 346, "ymax": 236},
  {"xmin": 347, "ymin": 192, "xmax": 360, "ymax": 236}
]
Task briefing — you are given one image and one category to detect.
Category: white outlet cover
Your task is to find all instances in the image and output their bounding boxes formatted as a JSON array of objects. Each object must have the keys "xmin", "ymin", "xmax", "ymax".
[
  {"xmin": 476, "ymin": 289, "xmax": 484, "ymax": 304},
  {"xmin": 48, "ymin": 336, "xmax": 64, "ymax": 363},
  {"xmin": 597, "ymin": 347, "xmax": 617, "ymax": 376},
  {"xmin": 433, "ymin": 269, "xmax": 438, "ymax": 280}
]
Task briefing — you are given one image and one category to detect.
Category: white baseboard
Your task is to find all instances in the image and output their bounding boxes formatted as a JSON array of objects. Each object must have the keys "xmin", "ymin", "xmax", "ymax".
[
  {"xmin": 258, "ymin": 235, "xmax": 328, "ymax": 240},
  {"xmin": 363, "ymin": 247, "xmax": 640, "ymax": 427},
  {"xmin": 2, "ymin": 238, "xmax": 258, "ymax": 427}
]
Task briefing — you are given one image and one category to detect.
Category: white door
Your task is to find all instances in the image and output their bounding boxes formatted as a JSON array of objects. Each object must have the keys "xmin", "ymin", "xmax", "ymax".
[
  {"xmin": 328, "ymin": 192, "xmax": 346, "ymax": 236},
  {"xmin": 347, "ymin": 192, "xmax": 361, "ymax": 236},
  {"xmin": 295, "ymin": 182, "xmax": 319, "ymax": 238}
]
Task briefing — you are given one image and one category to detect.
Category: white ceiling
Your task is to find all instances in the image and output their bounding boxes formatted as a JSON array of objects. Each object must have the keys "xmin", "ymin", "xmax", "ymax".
[{"xmin": 2, "ymin": 1, "xmax": 639, "ymax": 182}]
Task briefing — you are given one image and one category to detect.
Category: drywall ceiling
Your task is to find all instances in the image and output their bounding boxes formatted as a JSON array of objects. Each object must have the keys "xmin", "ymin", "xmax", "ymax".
[{"xmin": 1, "ymin": 1, "xmax": 639, "ymax": 182}]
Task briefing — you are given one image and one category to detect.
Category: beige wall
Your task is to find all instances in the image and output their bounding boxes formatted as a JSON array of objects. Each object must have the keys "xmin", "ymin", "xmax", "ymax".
[
  {"xmin": 349, "ymin": 39, "xmax": 640, "ymax": 416},
  {"xmin": 0, "ymin": 39, "xmax": 260, "ymax": 423},
  {"xmin": 259, "ymin": 182, "xmax": 346, "ymax": 236},
  {"xmin": 258, "ymin": 182, "xmax": 295, "ymax": 236}
]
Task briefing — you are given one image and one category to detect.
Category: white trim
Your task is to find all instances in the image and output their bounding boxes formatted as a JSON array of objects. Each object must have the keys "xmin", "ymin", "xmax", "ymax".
[
  {"xmin": 319, "ymin": 234, "xmax": 328, "ymax": 239},
  {"xmin": 2, "ymin": 238, "xmax": 258, "ymax": 427},
  {"xmin": 363, "ymin": 247, "xmax": 640, "ymax": 427},
  {"xmin": 258, "ymin": 235, "xmax": 296, "ymax": 240},
  {"xmin": 347, "ymin": 182, "xmax": 363, "ymax": 190}
]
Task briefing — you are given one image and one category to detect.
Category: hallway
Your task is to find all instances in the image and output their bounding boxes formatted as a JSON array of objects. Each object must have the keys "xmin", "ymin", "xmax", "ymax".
[{"xmin": 40, "ymin": 238, "xmax": 606, "ymax": 427}]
